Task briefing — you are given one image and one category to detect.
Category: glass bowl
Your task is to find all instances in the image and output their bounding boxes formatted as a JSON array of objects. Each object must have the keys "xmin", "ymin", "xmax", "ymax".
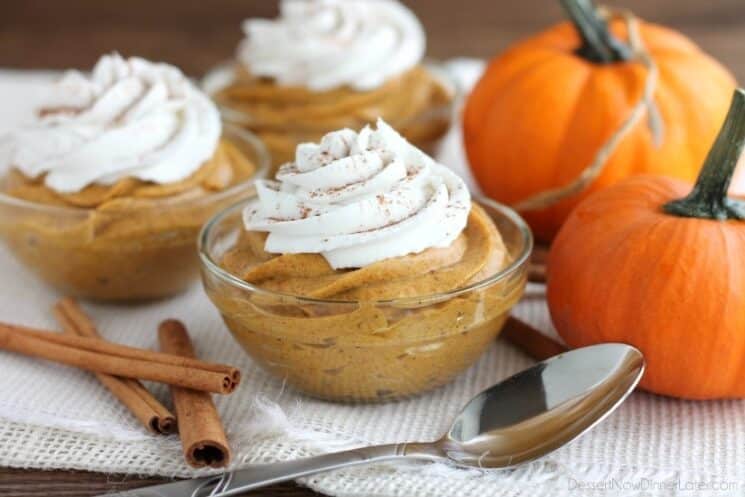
[
  {"xmin": 0, "ymin": 125, "xmax": 270, "ymax": 301},
  {"xmin": 199, "ymin": 197, "xmax": 532, "ymax": 403},
  {"xmin": 202, "ymin": 61, "xmax": 457, "ymax": 170}
]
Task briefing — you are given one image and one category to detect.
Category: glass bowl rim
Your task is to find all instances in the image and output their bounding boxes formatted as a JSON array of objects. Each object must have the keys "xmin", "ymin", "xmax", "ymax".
[
  {"xmin": 0, "ymin": 124, "xmax": 271, "ymax": 216},
  {"xmin": 198, "ymin": 195, "xmax": 533, "ymax": 306},
  {"xmin": 201, "ymin": 58, "xmax": 461, "ymax": 127}
]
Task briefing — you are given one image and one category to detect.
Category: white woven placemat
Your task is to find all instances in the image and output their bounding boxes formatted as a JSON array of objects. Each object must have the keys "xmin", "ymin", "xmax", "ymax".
[{"xmin": 1, "ymin": 63, "xmax": 744, "ymax": 497}]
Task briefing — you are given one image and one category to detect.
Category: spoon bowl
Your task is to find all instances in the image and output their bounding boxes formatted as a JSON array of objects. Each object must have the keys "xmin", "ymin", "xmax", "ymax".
[
  {"xmin": 439, "ymin": 343, "xmax": 644, "ymax": 467},
  {"xmin": 108, "ymin": 343, "xmax": 645, "ymax": 497}
]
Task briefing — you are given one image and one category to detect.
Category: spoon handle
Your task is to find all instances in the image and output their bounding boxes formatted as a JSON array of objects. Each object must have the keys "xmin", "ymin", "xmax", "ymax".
[
  {"xmin": 103, "ymin": 443, "xmax": 442, "ymax": 497},
  {"xmin": 210, "ymin": 443, "xmax": 410, "ymax": 496}
]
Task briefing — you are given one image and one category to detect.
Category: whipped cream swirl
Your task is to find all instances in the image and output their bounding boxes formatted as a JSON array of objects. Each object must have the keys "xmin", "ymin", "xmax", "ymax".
[
  {"xmin": 237, "ymin": 0, "xmax": 425, "ymax": 92},
  {"xmin": 244, "ymin": 119, "xmax": 471, "ymax": 269},
  {"xmin": 0, "ymin": 54, "xmax": 221, "ymax": 193}
]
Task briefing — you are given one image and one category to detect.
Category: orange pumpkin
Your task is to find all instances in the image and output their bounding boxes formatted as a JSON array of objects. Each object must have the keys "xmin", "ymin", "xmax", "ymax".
[
  {"xmin": 463, "ymin": 0, "xmax": 735, "ymax": 242},
  {"xmin": 547, "ymin": 88, "xmax": 745, "ymax": 400}
]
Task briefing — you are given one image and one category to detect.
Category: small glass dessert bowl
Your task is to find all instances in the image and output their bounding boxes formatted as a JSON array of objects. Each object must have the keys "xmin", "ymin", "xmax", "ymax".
[
  {"xmin": 0, "ymin": 54, "xmax": 269, "ymax": 301},
  {"xmin": 202, "ymin": 0, "xmax": 456, "ymax": 170},
  {"xmin": 199, "ymin": 120, "xmax": 532, "ymax": 403}
]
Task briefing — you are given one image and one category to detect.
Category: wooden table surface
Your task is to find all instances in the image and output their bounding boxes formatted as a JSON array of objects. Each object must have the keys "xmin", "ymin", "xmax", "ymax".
[{"xmin": 1, "ymin": 1, "xmax": 743, "ymax": 496}]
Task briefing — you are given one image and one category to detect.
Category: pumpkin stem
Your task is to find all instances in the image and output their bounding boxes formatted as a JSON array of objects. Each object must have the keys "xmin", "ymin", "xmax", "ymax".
[
  {"xmin": 561, "ymin": 0, "xmax": 632, "ymax": 63},
  {"xmin": 663, "ymin": 88, "xmax": 745, "ymax": 221}
]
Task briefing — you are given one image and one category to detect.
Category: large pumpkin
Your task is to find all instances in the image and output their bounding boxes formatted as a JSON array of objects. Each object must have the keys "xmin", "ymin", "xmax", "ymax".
[
  {"xmin": 463, "ymin": 0, "xmax": 736, "ymax": 242},
  {"xmin": 547, "ymin": 88, "xmax": 745, "ymax": 400}
]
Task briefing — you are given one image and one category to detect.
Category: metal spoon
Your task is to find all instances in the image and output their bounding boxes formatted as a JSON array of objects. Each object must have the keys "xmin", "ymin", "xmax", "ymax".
[{"xmin": 107, "ymin": 343, "xmax": 644, "ymax": 497}]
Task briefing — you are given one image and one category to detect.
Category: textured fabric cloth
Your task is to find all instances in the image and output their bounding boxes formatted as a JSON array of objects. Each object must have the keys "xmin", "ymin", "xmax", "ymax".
[{"xmin": 1, "ymin": 65, "xmax": 745, "ymax": 497}]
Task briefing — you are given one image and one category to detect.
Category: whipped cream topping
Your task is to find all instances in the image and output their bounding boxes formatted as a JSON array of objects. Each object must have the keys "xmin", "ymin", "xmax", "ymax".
[
  {"xmin": 237, "ymin": 0, "xmax": 426, "ymax": 92},
  {"xmin": 244, "ymin": 119, "xmax": 471, "ymax": 269},
  {"xmin": 0, "ymin": 54, "xmax": 221, "ymax": 193}
]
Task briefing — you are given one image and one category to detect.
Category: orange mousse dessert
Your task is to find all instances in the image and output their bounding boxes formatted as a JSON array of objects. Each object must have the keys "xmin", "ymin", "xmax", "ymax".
[
  {"xmin": 0, "ymin": 54, "xmax": 266, "ymax": 300},
  {"xmin": 207, "ymin": 0, "xmax": 454, "ymax": 169},
  {"xmin": 201, "ymin": 120, "xmax": 531, "ymax": 402}
]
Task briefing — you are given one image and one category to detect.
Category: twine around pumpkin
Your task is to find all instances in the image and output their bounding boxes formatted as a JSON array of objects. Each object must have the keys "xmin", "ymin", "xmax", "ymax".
[{"xmin": 512, "ymin": 7, "xmax": 664, "ymax": 213}]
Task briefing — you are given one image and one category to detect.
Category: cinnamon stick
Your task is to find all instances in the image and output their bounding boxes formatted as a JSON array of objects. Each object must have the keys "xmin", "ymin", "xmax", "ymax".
[
  {"xmin": 531, "ymin": 244, "xmax": 549, "ymax": 265},
  {"xmin": 0, "ymin": 322, "xmax": 240, "ymax": 394},
  {"xmin": 502, "ymin": 316, "xmax": 568, "ymax": 361},
  {"xmin": 53, "ymin": 298, "xmax": 176, "ymax": 435},
  {"xmin": 159, "ymin": 319, "xmax": 231, "ymax": 468},
  {"xmin": 528, "ymin": 262, "xmax": 547, "ymax": 284},
  {"xmin": 528, "ymin": 244, "xmax": 549, "ymax": 284}
]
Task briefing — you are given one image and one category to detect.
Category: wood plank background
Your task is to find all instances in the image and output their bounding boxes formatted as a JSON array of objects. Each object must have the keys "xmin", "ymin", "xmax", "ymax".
[
  {"xmin": 0, "ymin": 1, "xmax": 743, "ymax": 496},
  {"xmin": 1, "ymin": 0, "xmax": 744, "ymax": 80}
]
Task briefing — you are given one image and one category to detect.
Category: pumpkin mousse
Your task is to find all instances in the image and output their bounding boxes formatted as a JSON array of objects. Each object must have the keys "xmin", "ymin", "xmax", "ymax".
[
  {"xmin": 0, "ymin": 54, "xmax": 263, "ymax": 300},
  {"xmin": 205, "ymin": 120, "xmax": 528, "ymax": 402},
  {"xmin": 209, "ymin": 0, "xmax": 454, "ymax": 169}
]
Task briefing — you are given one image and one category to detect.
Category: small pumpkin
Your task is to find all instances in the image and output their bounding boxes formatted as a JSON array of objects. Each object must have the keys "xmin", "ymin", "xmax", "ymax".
[
  {"xmin": 463, "ymin": 0, "xmax": 736, "ymax": 242},
  {"xmin": 547, "ymin": 88, "xmax": 745, "ymax": 400}
]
